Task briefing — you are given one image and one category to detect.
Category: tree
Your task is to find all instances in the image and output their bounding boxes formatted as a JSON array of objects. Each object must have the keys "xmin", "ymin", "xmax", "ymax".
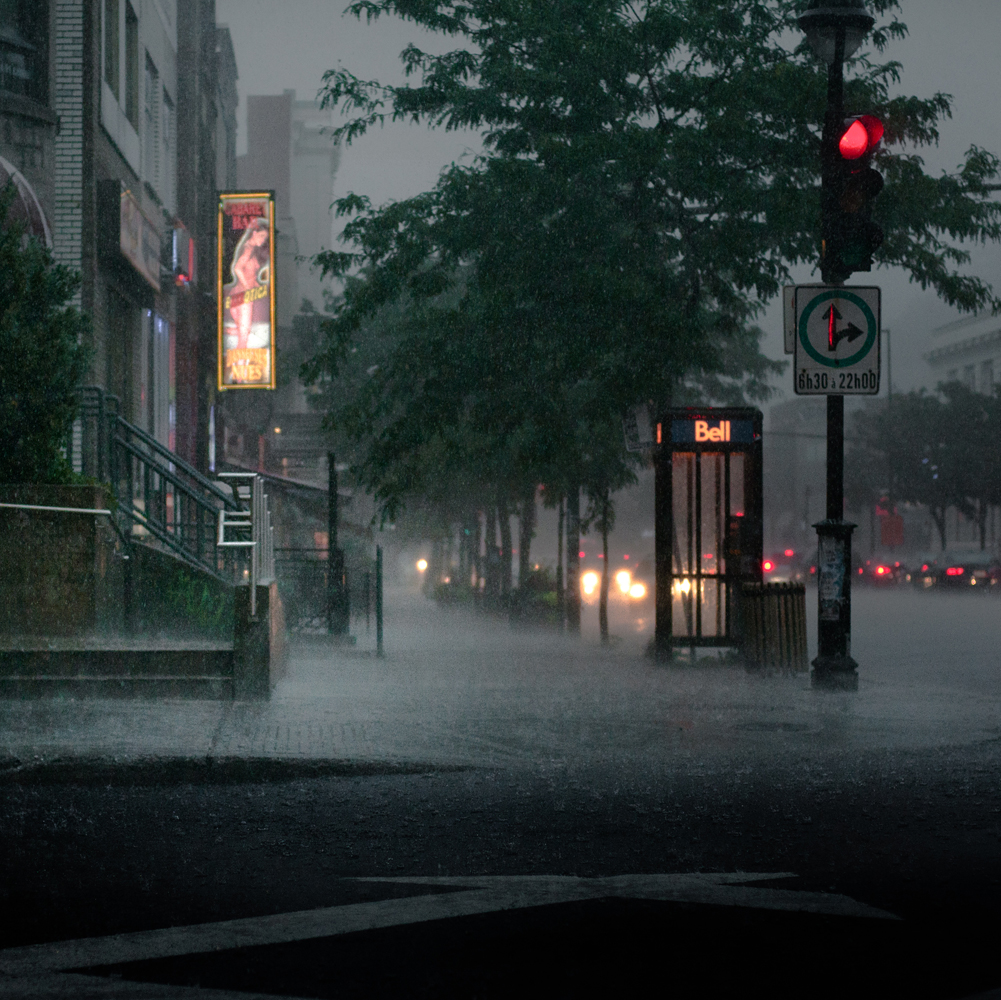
[
  {"xmin": 935, "ymin": 381, "xmax": 1001, "ymax": 550},
  {"xmin": 0, "ymin": 185, "xmax": 90, "ymax": 484},
  {"xmin": 306, "ymin": 0, "xmax": 1001, "ymax": 538},
  {"xmin": 847, "ymin": 385, "xmax": 1001, "ymax": 551}
]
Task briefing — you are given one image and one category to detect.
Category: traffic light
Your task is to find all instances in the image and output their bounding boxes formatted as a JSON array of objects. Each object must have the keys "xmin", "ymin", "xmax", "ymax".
[{"xmin": 823, "ymin": 114, "xmax": 884, "ymax": 280}]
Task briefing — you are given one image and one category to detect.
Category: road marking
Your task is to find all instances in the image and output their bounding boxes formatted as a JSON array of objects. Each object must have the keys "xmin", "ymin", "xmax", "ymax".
[{"xmin": 0, "ymin": 872, "xmax": 897, "ymax": 980}]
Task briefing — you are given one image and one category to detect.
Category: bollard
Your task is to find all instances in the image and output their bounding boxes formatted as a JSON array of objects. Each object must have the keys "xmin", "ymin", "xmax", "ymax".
[{"xmin": 740, "ymin": 582, "xmax": 808, "ymax": 672}]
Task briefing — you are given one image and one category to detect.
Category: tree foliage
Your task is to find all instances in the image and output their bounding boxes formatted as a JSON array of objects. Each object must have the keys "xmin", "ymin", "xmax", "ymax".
[
  {"xmin": 0, "ymin": 185, "xmax": 90, "ymax": 484},
  {"xmin": 847, "ymin": 384, "xmax": 1001, "ymax": 550},
  {"xmin": 306, "ymin": 0, "xmax": 1001, "ymax": 533}
]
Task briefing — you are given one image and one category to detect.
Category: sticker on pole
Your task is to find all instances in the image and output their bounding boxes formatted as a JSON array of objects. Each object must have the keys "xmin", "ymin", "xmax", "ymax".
[{"xmin": 794, "ymin": 285, "xmax": 880, "ymax": 394}]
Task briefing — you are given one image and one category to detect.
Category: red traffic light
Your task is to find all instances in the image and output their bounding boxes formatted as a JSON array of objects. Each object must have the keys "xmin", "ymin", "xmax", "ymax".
[{"xmin": 839, "ymin": 115, "xmax": 884, "ymax": 160}]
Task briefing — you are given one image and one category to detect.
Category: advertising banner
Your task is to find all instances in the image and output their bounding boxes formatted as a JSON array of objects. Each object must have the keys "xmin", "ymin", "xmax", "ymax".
[{"xmin": 217, "ymin": 192, "xmax": 276, "ymax": 389}]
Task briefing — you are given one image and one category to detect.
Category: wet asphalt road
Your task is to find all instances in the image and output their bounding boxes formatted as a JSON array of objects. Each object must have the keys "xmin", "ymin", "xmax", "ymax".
[{"xmin": 1, "ymin": 586, "xmax": 1000, "ymax": 998}]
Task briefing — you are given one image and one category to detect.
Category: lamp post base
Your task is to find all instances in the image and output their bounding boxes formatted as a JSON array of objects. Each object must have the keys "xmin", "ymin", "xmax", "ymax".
[{"xmin": 811, "ymin": 654, "xmax": 859, "ymax": 690}]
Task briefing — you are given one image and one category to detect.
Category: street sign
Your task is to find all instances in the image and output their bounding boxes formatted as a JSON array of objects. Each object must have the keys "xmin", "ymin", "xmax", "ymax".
[
  {"xmin": 783, "ymin": 284, "xmax": 824, "ymax": 354},
  {"xmin": 794, "ymin": 285, "xmax": 880, "ymax": 395},
  {"xmin": 783, "ymin": 286, "xmax": 795, "ymax": 354},
  {"xmin": 622, "ymin": 403, "xmax": 656, "ymax": 452}
]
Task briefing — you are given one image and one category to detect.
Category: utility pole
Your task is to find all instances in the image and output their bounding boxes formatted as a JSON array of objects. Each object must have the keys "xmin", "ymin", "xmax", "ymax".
[{"xmin": 799, "ymin": 0, "xmax": 879, "ymax": 691}]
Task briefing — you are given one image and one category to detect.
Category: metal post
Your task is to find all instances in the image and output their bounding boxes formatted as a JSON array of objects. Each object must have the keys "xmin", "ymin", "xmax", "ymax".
[
  {"xmin": 565, "ymin": 488, "xmax": 581, "ymax": 634},
  {"xmin": 327, "ymin": 452, "xmax": 348, "ymax": 635},
  {"xmin": 813, "ymin": 28, "xmax": 858, "ymax": 689},
  {"xmin": 376, "ymin": 545, "xmax": 384, "ymax": 657},
  {"xmin": 653, "ymin": 426, "xmax": 673, "ymax": 661}
]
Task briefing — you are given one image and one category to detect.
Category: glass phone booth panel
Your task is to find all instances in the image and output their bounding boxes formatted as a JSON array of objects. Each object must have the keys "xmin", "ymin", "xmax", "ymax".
[{"xmin": 658, "ymin": 408, "xmax": 762, "ymax": 650}]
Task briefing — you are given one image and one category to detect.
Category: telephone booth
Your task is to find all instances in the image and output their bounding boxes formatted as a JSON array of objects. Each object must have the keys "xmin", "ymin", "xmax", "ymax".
[{"xmin": 653, "ymin": 407, "xmax": 763, "ymax": 656}]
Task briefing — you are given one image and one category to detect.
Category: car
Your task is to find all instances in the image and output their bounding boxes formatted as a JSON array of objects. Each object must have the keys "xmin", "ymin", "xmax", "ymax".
[
  {"xmin": 920, "ymin": 550, "xmax": 1000, "ymax": 591},
  {"xmin": 855, "ymin": 557, "xmax": 906, "ymax": 587},
  {"xmin": 762, "ymin": 548, "xmax": 806, "ymax": 583}
]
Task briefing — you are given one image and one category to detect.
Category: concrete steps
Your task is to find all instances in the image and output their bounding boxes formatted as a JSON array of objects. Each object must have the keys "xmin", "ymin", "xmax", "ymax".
[{"xmin": 0, "ymin": 646, "xmax": 234, "ymax": 699}]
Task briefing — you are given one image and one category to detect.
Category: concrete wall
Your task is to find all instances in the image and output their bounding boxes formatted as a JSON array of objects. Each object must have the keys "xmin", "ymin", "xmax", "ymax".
[
  {"xmin": 233, "ymin": 581, "xmax": 286, "ymax": 699},
  {"xmin": 0, "ymin": 485, "xmax": 125, "ymax": 638}
]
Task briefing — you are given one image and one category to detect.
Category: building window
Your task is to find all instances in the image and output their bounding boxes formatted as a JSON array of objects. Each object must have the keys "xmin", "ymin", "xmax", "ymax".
[
  {"xmin": 981, "ymin": 360, "xmax": 994, "ymax": 394},
  {"xmin": 162, "ymin": 89, "xmax": 174, "ymax": 208},
  {"xmin": 103, "ymin": 0, "xmax": 119, "ymax": 98},
  {"xmin": 143, "ymin": 53, "xmax": 159, "ymax": 192},
  {"xmin": 963, "ymin": 365, "xmax": 976, "ymax": 391},
  {"xmin": 0, "ymin": 0, "xmax": 48, "ymax": 103},
  {"xmin": 124, "ymin": 1, "xmax": 138, "ymax": 128}
]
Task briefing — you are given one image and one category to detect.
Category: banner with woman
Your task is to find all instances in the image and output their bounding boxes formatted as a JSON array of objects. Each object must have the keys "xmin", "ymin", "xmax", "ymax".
[{"xmin": 217, "ymin": 192, "xmax": 276, "ymax": 389}]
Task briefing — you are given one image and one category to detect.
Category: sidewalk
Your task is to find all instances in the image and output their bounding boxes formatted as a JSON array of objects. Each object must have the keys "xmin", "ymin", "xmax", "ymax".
[{"xmin": 1, "ymin": 586, "xmax": 999, "ymax": 771}]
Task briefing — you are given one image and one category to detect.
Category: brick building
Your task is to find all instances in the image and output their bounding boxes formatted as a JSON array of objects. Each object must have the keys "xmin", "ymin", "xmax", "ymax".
[{"xmin": 1, "ymin": 1, "xmax": 236, "ymax": 475}]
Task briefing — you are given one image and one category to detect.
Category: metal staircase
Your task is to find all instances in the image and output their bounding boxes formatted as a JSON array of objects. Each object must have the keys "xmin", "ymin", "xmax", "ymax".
[{"xmin": 73, "ymin": 386, "xmax": 250, "ymax": 582}]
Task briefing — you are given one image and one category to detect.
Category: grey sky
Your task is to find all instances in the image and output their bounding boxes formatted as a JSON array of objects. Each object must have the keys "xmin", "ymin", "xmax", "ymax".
[{"xmin": 215, "ymin": 0, "xmax": 1001, "ymax": 393}]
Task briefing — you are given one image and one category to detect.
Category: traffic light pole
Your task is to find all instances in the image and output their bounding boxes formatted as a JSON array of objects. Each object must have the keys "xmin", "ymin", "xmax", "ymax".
[{"xmin": 814, "ymin": 28, "xmax": 859, "ymax": 689}]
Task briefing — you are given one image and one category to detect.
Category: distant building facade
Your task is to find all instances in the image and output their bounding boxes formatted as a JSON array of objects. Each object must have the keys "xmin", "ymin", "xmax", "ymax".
[
  {"xmin": 924, "ymin": 313, "xmax": 1001, "ymax": 395},
  {"xmin": 2, "ymin": 2, "xmax": 236, "ymax": 475},
  {"xmin": 172, "ymin": 2, "xmax": 238, "ymax": 471}
]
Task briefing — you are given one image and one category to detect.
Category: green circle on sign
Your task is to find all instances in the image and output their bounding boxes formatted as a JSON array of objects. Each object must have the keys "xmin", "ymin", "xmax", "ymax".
[{"xmin": 799, "ymin": 290, "xmax": 877, "ymax": 368}]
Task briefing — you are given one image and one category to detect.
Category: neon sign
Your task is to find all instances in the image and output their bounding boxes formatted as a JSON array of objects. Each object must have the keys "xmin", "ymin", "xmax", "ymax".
[{"xmin": 671, "ymin": 418, "xmax": 755, "ymax": 445}]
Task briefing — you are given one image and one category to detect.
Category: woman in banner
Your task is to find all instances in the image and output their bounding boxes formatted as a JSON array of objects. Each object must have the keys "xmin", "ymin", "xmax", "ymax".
[{"xmin": 225, "ymin": 215, "xmax": 271, "ymax": 351}]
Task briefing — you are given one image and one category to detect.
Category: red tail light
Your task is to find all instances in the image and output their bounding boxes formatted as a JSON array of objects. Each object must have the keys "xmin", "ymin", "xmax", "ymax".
[{"xmin": 945, "ymin": 567, "xmax": 964, "ymax": 576}]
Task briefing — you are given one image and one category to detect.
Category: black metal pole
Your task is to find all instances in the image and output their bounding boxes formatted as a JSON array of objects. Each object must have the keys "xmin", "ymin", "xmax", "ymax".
[
  {"xmin": 376, "ymin": 545, "xmax": 384, "ymax": 657},
  {"xmin": 813, "ymin": 30, "xmax": 858, "ymax": 689},
  {"xmin": 565, "ymin": 487, "xmax": 581, "ymax": 634},
  {"xmin": 327, "ymin": 451, "xmax": 348, "ymax": 636},
  {"xmin": 327, "ymin": 452, "xmax": 337, "ymax": 634},
  {"xmin": 826, "ymin": 394, "xmax": 844, "ymax": 519},
  {"xmin": 653, "ymin": 427, "xmax": 673, "ymax": 662}
]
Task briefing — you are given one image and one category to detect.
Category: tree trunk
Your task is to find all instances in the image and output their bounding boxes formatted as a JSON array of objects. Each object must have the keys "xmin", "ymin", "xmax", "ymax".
[
  {"xmin": 461, "ymin": 513, "xmax": 477, "ymax": 588},
  {"xmin": 474, "ymin": 510, "xmax": 484, "ymax": 587},
  {"xmin": 556, "ymin": 496, "xmax": 565, "ymax": 630},
  {"xmin": 457, "ymin": 522, "xmax": 467, "ymax": 587},
  {"xmin": 979, "ymin": 500, "xmax": 988, "ymax": 551},
  {"xmin": 566, "ymin": 487, "xmax": 581, "ymax": 633},
  {"xmin": 518, "ymin": 483, "xmax": 536, "ymax": 587},
  {"xmin": 498, "ymin": 498, "xmax": 513, "ymax": 598},
  {"xmin": 485, "ymin": 504, "xmax": 499, "ymax": 599},
  {"xmin": 599, "ymin": 492, "xmax": 610, "ymax": 644},
  {"xmin": 428, "ymin": 538, "xmax": 445, "ymax": 595}
]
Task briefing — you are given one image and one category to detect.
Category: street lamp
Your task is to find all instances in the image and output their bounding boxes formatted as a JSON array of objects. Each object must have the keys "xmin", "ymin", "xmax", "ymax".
[
  {"xmin": 798, "ymin": 2, "xmax": 874, "ymax": 65},
  {"xmin": 798, "ymin": 0, "xmax": 876, "ymax": 690}
]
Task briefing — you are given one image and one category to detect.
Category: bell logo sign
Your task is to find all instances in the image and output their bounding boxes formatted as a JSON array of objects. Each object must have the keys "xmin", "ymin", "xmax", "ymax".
[{"xmin": 694, "ymin": 420, "xmax": 731, "ymax": 443}]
